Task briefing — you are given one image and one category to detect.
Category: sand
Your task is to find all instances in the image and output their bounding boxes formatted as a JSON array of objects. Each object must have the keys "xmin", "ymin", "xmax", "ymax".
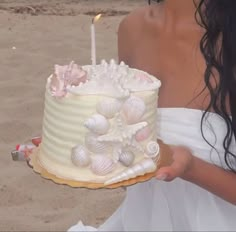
[{"xmin": 0, "ymin": 0, "xmax": 146, "ymax": 231}]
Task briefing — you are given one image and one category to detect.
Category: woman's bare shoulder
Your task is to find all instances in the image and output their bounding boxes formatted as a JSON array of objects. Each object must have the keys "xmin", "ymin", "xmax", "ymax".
[
  {"xmin": 118, "ymin": 7, "xmax": 148, "ymax": 63},
  {"xmin": 118, "ymin": 7, "xmax": 147, "ymax": 35}
]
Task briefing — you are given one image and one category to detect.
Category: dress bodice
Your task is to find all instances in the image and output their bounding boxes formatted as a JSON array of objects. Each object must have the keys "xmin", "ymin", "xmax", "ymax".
[{"xmin": 157, "ymin": 108, "xmax": 235, "ymax": 169}]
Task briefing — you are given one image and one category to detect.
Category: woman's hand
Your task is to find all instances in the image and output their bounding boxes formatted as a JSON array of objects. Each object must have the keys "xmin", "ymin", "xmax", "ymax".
[
  {"xmin": 156, "ymin": 144, "xmax": 236, "ymax": 204},
  {"xmin": 156, "ymin": 145, "xmax": 193, "ymax": 181}
]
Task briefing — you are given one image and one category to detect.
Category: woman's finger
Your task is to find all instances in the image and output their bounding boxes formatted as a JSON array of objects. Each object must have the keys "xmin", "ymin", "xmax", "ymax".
[{"xmin": 156, "ymin": 166, "xmax": 182, "ymax": 181}]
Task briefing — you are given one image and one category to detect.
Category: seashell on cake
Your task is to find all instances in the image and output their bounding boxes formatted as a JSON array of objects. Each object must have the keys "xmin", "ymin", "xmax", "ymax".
[
  {"xmin": 90, "ymin": 155, "xmax": 116, "ymax": 176},
  {"xmin": 122, "ymin": 70, "xmax": 161, "ymax": 92},
  {"xmin": 84, "ymin": 114, "xmax": 110, "ymax": 135},
  {"xmin": 96, "ymin": 97, "xmax": 122, "ymax": 119},
  {"xmin": 135, "ymin": 72, "xmax": 153, "ymax": 83},
  {"xmin": 118, "ymin": 149, "xmax": 135, "ymax": 167},
  {"xmin": 122, "ymin": 96, "xmax": 146, "ymax": 124},
  {"xmin": 145, "ymin": 141, "xmax": 160, "ymax": 159},
  {"xmin": 71, "ymin": 145, "xmax": 91, "ymax": 167},
  {"xmin": 104, "ymin": 158, "xmax": 157, "ymax": 186},
  {"xmin": 85, "ymin": 133, "xmax": 112, "ymax": 154}
]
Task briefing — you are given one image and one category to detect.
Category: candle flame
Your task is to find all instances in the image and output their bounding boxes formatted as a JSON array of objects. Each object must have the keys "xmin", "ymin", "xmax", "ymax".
[{"xmin": 92, "ymin": 14, "xmax": 102, "ymax": 24}]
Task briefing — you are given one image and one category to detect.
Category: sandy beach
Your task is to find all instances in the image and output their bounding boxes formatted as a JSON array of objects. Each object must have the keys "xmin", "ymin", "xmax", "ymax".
[{"xmin": 0, "ymin": 0, "xmax": 146, "ymax": 231}]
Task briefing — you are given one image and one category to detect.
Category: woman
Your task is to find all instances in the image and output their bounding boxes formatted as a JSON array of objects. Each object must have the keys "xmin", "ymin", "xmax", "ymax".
[{"xmin": 70, "ymin": 0, "xmax": 236, "ymax": 230}]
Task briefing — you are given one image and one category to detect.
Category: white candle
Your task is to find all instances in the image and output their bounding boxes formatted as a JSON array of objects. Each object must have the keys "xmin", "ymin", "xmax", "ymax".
[
  {"xmin": 91, "ymin": 14, "xmax": 102, "ymax": 66},
  {"xmin": 91, "ymin": 23, "xmax": 96, "ymax": 66}
]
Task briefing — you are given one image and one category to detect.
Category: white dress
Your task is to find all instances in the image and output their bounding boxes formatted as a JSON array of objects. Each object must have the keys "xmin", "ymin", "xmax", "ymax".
[{"xmin": 68, "ymin": 108, "xmax": 236, "ymax": 231}]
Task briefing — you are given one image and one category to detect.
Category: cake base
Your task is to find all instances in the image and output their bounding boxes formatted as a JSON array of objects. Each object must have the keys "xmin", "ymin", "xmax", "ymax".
[{"xmin": 29, "ymin": 140, "xmax": 173, "ymax": 189}]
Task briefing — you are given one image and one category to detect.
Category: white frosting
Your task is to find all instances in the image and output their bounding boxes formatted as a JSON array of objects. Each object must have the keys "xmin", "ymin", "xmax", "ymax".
[
  {"xmin": 67, "ymin": 60, "xmax": 161, "ymax": 98},
  {"xmin": 38, "ymin": 60, "xmax": 161, "ymax": 184}
]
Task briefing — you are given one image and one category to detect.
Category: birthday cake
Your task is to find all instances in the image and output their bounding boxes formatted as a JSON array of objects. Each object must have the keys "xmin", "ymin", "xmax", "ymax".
[{"xmin": 38, "ymin": 59, "xmax": 161, "ymax": 186}]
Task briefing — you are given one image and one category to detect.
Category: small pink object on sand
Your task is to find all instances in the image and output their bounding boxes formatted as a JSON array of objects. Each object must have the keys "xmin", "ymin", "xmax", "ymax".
[
  {"xmin": 16, "ymin": 144, "xmax": 35, "ymax": 151},
  {"xmin": 12, "ymin": 144, "xmax": 36, "ymax": 161},
  {"xmin": 31, "ymin": 137, "xmax": 42, "ymax": 146}
]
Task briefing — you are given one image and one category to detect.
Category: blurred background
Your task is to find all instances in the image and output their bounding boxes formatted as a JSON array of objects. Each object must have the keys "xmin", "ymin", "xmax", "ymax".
[{"xmin": 0, "ymin": 0, "xmax": 146, "ymax": 231}]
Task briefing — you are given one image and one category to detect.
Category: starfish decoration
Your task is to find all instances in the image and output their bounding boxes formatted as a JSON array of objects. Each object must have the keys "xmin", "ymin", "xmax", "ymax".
[{"xmin": 97, "ymin": 113, "xmax": 147, "ymax": 152}]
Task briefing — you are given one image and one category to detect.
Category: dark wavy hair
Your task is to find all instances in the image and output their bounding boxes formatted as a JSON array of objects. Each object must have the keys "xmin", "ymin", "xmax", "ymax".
[{"xmin": 194, "ymin": 0, "xmax": 236, "ymax": 172}]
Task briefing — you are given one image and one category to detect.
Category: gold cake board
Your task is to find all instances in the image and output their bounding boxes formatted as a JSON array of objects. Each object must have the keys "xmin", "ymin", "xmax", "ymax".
[{"xmin": 29, "ymin": 140, "xmax": 172, "ymax": 189}]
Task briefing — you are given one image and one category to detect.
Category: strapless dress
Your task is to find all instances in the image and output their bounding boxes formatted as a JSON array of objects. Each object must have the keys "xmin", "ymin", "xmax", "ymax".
[{"xmin": 68, "ymin": 108, "xmax": 236, "ymax": 231}]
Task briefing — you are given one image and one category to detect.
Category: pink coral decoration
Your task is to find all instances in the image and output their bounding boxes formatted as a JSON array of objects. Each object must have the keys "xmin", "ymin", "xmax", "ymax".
[
  {"xmin": 63, "ymin": 61, "xmax": 87, "ymax": 86},
  {"xmin": 135, "ymin": 72, "xmax": 153, "ymax": 83},
  {"xmin": 50, "ymin": 61, "xmax": 87, "ymax": 98},
  {"xmin": 135, "ymin": 125, "xmax": 151, "ymax": 142},
  {"xmin": 50, "ymin": 73, "xmax": 67, "ymax": 98}
]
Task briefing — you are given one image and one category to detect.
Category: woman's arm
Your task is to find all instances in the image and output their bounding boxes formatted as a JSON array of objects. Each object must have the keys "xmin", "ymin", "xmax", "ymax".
[
  {"xmin": 156, "ymin": 145, "xmax": 236, "ymax": 205},
  {"xmin": 183, "ymin": 154, "xmax": 236, "ymax": 205},
  {"xmin": 118, "ymin": 6, "xmax": 236, "ymax": 206}
]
